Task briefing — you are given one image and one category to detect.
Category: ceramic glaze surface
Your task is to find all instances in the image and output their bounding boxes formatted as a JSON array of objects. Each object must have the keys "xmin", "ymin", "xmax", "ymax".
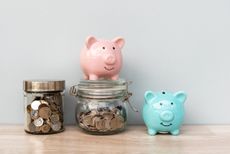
[
  {"xmin": 80, "ymin": 36, "xmax": 125, "ymax": 80},
  {"xmin": 142, "ymin": 91, "xmax": 187, "ymax": 135}
]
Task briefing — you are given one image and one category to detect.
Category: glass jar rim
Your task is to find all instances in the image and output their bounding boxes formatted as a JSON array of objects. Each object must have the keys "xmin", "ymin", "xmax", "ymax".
[{"xmin": 76, "ymin": 79, "xmax": 128, "ymax": 99}]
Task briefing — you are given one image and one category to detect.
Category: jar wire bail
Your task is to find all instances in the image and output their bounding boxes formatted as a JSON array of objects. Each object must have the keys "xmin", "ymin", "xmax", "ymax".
[
  {"xmin": 69, "ymin": 81, "xmax": 138, "ymax": 112},
  {"xmin": 124, "ymin": 81, "xmax": 138, "ymax": 112},
  {"xmin": 69, "ymin": 85, "xmax": 78, "ymax": 96}
]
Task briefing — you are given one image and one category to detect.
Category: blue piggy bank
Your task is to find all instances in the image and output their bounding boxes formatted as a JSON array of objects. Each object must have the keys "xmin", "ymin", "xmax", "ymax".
[{"xmin": 142, "ymin": 91, "xmax": 187, "ymax": 135}]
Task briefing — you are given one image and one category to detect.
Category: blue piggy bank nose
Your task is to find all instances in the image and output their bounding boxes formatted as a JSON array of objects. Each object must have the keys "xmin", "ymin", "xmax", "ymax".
[{"xmin": 160, "ymin": 111, "xmax": 174, "ymax": 122}]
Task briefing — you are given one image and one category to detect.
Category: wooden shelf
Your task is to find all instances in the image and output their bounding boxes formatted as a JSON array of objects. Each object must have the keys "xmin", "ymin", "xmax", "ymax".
[{"xmin": 0, "ymin": 125, "xmax": 230, "ymax": 153}]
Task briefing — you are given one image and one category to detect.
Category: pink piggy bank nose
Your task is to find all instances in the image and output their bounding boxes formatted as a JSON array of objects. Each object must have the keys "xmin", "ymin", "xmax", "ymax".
[{"xmin": 105, "ymin": 55, "xmax": 116, "ymax": 65}]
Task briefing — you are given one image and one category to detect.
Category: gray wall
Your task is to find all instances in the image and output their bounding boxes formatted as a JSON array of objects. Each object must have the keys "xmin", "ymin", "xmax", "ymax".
[{"xmin": 0, "ymin": 0, "xmax": 230, "ymax": 124}]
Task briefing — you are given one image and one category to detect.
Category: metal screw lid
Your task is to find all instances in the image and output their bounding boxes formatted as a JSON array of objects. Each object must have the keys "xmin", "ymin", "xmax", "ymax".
[{"xmin": 23, "ymin": 80, "xmax": 65, "ymax": 92}]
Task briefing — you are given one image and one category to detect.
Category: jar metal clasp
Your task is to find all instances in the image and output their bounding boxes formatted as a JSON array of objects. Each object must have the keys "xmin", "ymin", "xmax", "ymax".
[
  {"xmin": 69, "ymin": 85, "xmax": 78, "ymax": 96},
  {"xmin": 123, "ymin": 81, "xmax": 138, "ymax": 112}
]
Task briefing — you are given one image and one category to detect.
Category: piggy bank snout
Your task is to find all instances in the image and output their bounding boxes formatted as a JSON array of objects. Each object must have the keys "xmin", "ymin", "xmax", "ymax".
[
  {"xmin": 105, "ymin": 55, "xmax": 116, "ymax": 65},
  {"xmin": 160, "ymin": 111, "xmax": 174, "ymax": 122}
]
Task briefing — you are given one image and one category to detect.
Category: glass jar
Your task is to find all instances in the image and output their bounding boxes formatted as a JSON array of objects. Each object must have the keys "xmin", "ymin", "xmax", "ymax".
[
  {"xmin": 70, "ymin": 79, "xmax": 132, "ymax": 135},
  {"xmin": 23, "ymin": 80, "xmax": 65, "ymax": 134}
]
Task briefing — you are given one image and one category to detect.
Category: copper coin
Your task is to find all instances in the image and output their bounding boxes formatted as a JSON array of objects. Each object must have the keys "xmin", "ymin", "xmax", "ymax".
[
  {"xmin": 116, "ymin": 116, "xmax": 125, "ymax": 129},
  {"xmin": 104, "ymin": 119, "xmax": 111, "ymax": 130},
  {"xmin": 92, "ymin": 116, "xmax": 101, "ymax": 127},
  {"xmin": 38, "ymin": 106, "xmax": 51, "ymax": 119},
  {"xmin": 95, "ymin": 119, "xmax": 105, "ymax": 131},
  {"xmin": 110, "ymin": 117, "xmax": 118, "ymax": 130},
  {"xmin": 82, "ymin": 115, "xmax": 93, "ymax": 126},
  {"xmin": 50, "ymin": 103, "xmax": 58, "ymax": 112},
  {"xmin": 110, "ymin": 116, "xmax": 124, "ymax": 130},
  {"xmin": 41, "ymin": 124, "xmax": 51, "ymax": 133}
]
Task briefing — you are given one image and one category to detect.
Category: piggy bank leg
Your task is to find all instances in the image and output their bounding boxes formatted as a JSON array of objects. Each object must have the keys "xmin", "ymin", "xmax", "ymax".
[
  {"xmin": 89, "ymin": 74, "xmax": 99, "ymax": 80},
  {"xmin": 147, "ymin": 128, "xmax": 157, "ymax": 136},
  {"xmin": 83, "ymin": 74, "xmax": 89, "ymax": 80},
  {"xmin": 111, "ymin": 75, "xmax": 119, "ymax": 80},
  {"xmin": 170, "ymin": 129, "xmax": 180, "ymax": 136}
]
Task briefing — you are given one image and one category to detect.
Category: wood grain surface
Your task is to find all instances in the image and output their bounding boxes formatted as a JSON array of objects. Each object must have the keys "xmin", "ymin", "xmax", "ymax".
[{"xmin": 0, "ymin": 125, "xmax": 230, "ymax": 154}]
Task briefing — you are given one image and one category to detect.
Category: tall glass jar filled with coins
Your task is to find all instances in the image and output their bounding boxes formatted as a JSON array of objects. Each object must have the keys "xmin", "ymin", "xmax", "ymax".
[
  {"xmin": 70, "ymin": 79, "xmax": 133, "ymax": 135},
  {"xmin": 23, "ymin": 80, "xmax": 65, "ymax": 134}
]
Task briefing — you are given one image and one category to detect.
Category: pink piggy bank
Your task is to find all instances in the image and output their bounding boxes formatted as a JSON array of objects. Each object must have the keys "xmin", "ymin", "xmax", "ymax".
[{"xmin": 80, "ymin": 36, "xmax": 125, "ymax": 80}]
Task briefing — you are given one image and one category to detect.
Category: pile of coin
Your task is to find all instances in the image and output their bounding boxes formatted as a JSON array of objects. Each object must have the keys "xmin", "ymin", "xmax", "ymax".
[
  {"xmin": 78, "ymin": 106, "xmax": 126, "ymax": 133},
  {"xmin": 25, "ymin": 94, "xmax": 64, "ymax": 134}
]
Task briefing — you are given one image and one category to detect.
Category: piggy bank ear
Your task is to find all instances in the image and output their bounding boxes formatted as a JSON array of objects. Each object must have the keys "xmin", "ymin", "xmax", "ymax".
[
  {"xmin": 112, "ymin": 37, "xmax": 125, "ymax": 49},
  {"xmin": 174, "ymin": 91, "xmax": 187, "ymax": 103},
  {"xmin": 144, "ymin": 91, "xmax": 156, "ymax": 104},
  {"xmin": 85, "ymin": 36, "xmax": 97, "ymax": 49}
]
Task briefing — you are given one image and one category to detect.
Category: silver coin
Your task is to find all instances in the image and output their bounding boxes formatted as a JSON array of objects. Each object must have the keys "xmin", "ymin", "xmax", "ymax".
[
  {"xmin": 33, "ymin": 117, "xmax": 44, "ymax": 127},
  {"xmin": 51, "ymin": 121, "xmax": 62, "ymax": 131},
  {"xmin": 31, "ymin": 100, "xmax": 41, "ymax": 110},
  {"xmin": 30, "ymin": 110, "xmax": 39, "ymax": 119}
]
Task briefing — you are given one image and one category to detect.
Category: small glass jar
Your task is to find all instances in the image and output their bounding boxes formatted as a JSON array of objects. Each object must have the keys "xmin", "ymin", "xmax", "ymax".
[
  {"xmin": 23, "ymin": 80, "xmax": 65, "ymax": 134},
  {"xmin": 70, "ymin": 79, "xmax": 131, "ymax": 135}
]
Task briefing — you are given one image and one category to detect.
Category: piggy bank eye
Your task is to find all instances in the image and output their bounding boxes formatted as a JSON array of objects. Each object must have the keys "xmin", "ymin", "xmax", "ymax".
[
  {"xmin": 112, "ymin": 47, "xmax": 115, "ymax": 50},
  {"xmin": 171, "ymin": 102, "xmax": 174, "ymax": 105},
  {"xmin": 160, "ymin": 103, "xmax": 163, "ymax": 106},
  {"xmin": 153, "ymin": 103, "xmax": 161, "ymax": 109},
  {"xmin": 102, "ymin": 47, "xmax": 105, "ymax": 50}
]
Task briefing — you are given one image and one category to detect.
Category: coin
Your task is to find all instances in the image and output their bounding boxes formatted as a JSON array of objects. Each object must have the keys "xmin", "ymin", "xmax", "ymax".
[
  {"xmin": 90, "ymin": 110, "xmax": 98, "ymax": 116},
  {"xmin": 102, "ymin": 112, "xmax": 114, "ymax": 120},
  {"xmin": 30, "ymin": 110, "xmax": 39, "ymax": 120},
  {"xmin": 45, "ymin": 119, "xmax": 52, "ymax": 126},
  {"xmin": 28, "ymin": 122, "xmax": 36, "ymax": 132},
  {"xmin": 92, "ymin": 116, "xmax": 101, "ymax": 127},
  {"xmin": 82, "ymin": 115, "xmax": 93, "ymax": 126},
  {"xmin": 78, "ymin": 105, "xmax": 126, "ymax": 133},
  {"xmin": 41, "ymin": 124, "xmax": 51, "ymax": 133},
  {"xmin": 38, "ymin": 105, "xmax": 51, "ymax": 119},
  {"xmin": 50, "ymin": 103, "xmax": 57, "ymax": 111},
  {"xmin": 31, "ymin": 100, "xmax": 41, "ymax": 110},
  {"xmin": 104, "ymin": 119, "xmax": 111, "ymax": 130},
  {"xmin": 110, "ymin": 118, "xmax": 117, "ymax": 130},
  {"xmin": 95, "ymin": 118, "xmax": 105, "ymax": 130},
  {"xmin": 112, "ymin": 108, "xmax": 120, "ymax": 115},
  {"xmin": 40, "ymin": 100, "xmax": 49, "ymax": 105},
  {"xmin": 50, "ymin": 114, "xmax": 60, "ymax": 123},
  {"xmin": 79, "ymin": 122, "xmax": 85, "ymax": 129},
  {"xmin": 51, "ymin": 121, "xmax": 62, "ymax": 131},
  {"xmin": 33, "ymin": 117, "xmax": 44, "ymax": 127},
  {"xmin": 110, "ymin": 116, "xmax": 124, "ymax": 130},
  {"xmin": 116, "ymin": 116, "xmax": 125, "ymax": 129}
]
